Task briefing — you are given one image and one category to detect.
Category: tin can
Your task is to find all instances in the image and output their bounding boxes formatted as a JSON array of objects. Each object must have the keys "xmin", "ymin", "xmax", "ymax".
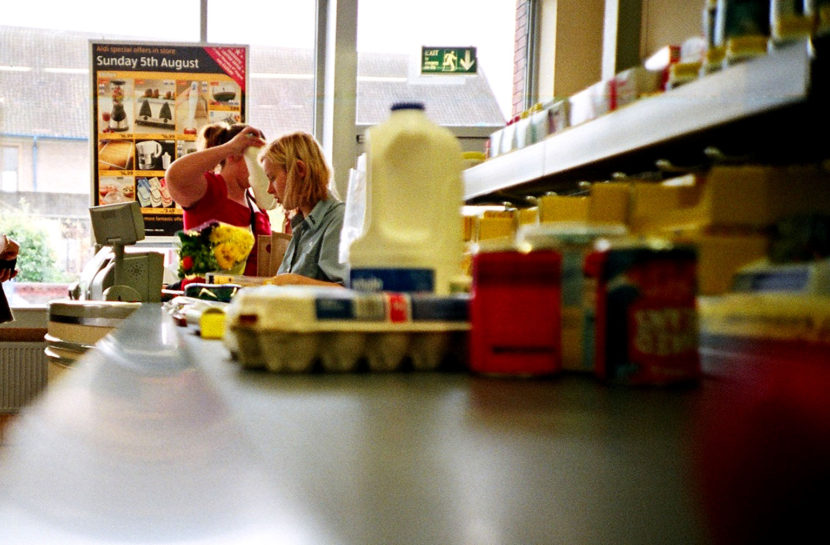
[
  {"xmin": 585, "ymin": 238, "xmax": 700, "ymax": 386},
  {"xmin": 517, "ymin": 222, "xmax": 627, "ymax": 373},
  {"xmin": 469, "ymin": 248, "xmax": 562, "ymax": 377}
]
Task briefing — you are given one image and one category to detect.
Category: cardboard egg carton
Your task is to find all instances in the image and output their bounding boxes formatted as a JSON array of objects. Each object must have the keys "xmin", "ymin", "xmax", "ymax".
[{"xmin": 225, "ymin": 286, "xmax": 470, "ymax": 373}]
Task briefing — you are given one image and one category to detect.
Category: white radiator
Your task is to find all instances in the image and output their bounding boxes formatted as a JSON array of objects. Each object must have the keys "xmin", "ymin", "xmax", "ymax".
[{"xmin": 0, "ymin": 342, "xmax": 48, "ymax": 412}]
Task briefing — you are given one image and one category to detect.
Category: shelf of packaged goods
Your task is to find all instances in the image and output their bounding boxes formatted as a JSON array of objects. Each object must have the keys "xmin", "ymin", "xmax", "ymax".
[{"xmin": 463, "ymin": 37, "xmax": 823, "ymax": 204}]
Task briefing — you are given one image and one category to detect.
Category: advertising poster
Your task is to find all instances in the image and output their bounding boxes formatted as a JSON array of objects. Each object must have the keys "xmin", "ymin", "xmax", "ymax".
[{"xmin": 90, "ymin": 41, "xmax": 248, "ymax": 237}]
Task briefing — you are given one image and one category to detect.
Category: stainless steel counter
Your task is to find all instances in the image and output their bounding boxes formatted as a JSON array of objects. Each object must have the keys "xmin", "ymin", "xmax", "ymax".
[{"xmin": 0, "ymin": 303, "xmax": 760, "ymax": 544}]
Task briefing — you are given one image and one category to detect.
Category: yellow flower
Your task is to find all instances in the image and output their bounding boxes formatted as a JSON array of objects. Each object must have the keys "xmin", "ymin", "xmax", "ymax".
[
  {"xmin": 177, "ymin": 221, "xmax": 255, "ymax": 277},
  {"xmin": 210, "ymin": 224, "xmax": 254, "ymax": 271}
]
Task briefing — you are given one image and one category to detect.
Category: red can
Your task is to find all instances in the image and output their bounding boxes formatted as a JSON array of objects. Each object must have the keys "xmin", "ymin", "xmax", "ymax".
[
  {"xmin": 469, "ymin": 249, "xmax": 562, "ymax": 376},
  {"xmin": 585, "ymin": 239, "xmax": 700, "ymax": 386}
]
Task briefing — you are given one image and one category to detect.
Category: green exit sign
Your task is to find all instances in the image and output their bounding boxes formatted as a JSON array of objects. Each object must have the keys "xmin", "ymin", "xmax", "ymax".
[{"xmin": 421, "ymin": 47, "xmax": 477, "ymax": 74}]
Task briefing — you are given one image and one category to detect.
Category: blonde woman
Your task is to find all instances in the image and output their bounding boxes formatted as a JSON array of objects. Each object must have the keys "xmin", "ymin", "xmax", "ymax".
[{"xmin": 260, "ymin": 131, "xmax": 347, "ymax": 287}]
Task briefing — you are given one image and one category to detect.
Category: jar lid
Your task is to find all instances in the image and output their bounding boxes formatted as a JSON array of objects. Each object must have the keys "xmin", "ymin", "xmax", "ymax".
[{"xmin": 391, "ymin": 102, "xmax": 425, "ymax": 111}]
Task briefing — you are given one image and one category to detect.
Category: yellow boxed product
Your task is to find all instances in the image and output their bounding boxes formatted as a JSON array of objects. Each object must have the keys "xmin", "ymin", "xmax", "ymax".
[
  {"xmin": 672, "ymin": 229, "xmax": 769, "ymax": 295},
  {"xmin": 462, "ymin": 151, "xmax": 486, "ymax": 169},
  {"xmin": 539, "ymin": 194, "xmax": 590, "ymax": 223},
  {"xmin": 725, "ymin": 35, "xmax": 770, "ymax": 65},
  {"xmin": 705, "ymin": 165, "xmax": 830, "ymax": 227},
  {"xmin": 463, "ymin": 215, "xmax": 476, "ymax": 242},
  {"xmin": 477, "ymin": 214, "xmax": 515, "ymax": 241},
  {"xmin": 628, "ymin": 181, "xmax": 704, "ymax": 234},
  {"xmin": 588, "ymin": 182, "xmax": 630, "ymax": 225},
  {"xmin": 619, "ymin": 166, "xmax": 830, "ymax": 234},
  {"xmin": 517, "ymin": 206, "xmax": 539, "ymax": 225},
  {"xmin": 482, "ymin": 209, "xmax": 516, "ymax": 219},
  {"xmin": 199, "ymin": 307, "xmax": 226, "ymax": 340},
  {"xmin": 771, "ymin": 13, "xmax": 814, "ymax": 42},
  {"xmin": 702, "ymin": 45, "xmax": 726, "ymax": 74},
  {"xmin": 667, "ymin": 61, "xmax": 702, "ymax": 89},
  {"xmin": 699, "ymin": 293, "xmax": 830, "ymax": 343}
]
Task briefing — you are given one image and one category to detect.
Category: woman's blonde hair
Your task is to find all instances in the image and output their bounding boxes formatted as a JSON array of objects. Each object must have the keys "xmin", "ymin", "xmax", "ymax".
[{"xmin": 261, "ymin": 131, "xmax": 331, "ymax": 211}]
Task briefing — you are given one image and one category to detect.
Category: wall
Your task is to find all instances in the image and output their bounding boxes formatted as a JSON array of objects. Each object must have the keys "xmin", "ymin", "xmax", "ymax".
[
  {"xmin": 536, "ymin": 0, "xmax": 606, "ymax": 102},
  {"xmin": 640, "ymin": 0, "xmax": 704, "ymax": 58},
  {"xmin": 533, "ymin": 0, "xmax": 702, "ymax": 103}
]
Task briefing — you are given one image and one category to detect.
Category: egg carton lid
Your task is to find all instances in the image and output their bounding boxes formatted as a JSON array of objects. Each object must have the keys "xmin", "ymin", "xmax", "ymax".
[{"xmin": 228, "ymin": 285, "xmax": 470, "ymax": 333}]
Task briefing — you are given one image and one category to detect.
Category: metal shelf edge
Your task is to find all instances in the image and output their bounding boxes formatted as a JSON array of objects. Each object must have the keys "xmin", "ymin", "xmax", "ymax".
[{"xmin": 463, "ymin": 38, "xmax": 813, "ymax": 202}]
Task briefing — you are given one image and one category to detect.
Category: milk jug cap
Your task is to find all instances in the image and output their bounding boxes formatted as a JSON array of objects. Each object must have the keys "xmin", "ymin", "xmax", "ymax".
[{"xmin": 390, "ymin": 102, "xmax": 425, "ymax": 112}]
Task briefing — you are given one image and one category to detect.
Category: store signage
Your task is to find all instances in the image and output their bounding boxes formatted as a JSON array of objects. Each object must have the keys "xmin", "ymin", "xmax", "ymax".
[
  {"xmin": 89, "ymin": 40, "xmax": 248, "ymax": 237},
  {"xmin": 421, "ymin": 47, "xmax": 477, "ymax": 74}
]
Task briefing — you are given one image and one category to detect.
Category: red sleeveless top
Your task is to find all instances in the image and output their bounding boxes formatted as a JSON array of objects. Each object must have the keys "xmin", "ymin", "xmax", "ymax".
[{"xmin": 182, "ymin": 171, "xmax": 271, "ymax": 276}]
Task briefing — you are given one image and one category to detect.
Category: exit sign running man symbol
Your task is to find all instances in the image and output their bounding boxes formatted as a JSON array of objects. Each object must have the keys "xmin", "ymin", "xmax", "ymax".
[{"xmin": 421, "ymin": 47, "xmax": 477, "ymax": 74}]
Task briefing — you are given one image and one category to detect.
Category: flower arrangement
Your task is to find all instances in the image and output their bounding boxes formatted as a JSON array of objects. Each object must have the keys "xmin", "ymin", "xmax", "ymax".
[{"xmin": 176, "ymin": 221, "xmax": 255, "ymax": 280}]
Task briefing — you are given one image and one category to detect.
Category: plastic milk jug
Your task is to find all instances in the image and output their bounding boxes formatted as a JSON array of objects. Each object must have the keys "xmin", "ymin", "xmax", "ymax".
[{"xmin": 347, "ymin": 102, "xmax": 464, "ymax": 295}]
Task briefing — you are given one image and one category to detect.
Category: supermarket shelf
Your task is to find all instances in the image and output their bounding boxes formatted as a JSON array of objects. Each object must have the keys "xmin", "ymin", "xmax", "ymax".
[{"xmin": 464, "ymin": 37, "xmax": 825, "ymax": 204}]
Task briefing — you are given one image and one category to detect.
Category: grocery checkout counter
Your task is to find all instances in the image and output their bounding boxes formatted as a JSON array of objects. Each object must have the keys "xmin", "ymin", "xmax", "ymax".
[
  {"xmin": 2, "ymin": 35, "xmax": 829, "ymax": 545},
  {"xmin": 2, "ymin": 301, "xmax": 826, "ymax": 544}
]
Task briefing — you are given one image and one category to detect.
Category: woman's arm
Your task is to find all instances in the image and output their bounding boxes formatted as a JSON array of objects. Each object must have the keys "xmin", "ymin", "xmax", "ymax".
[
  {"xmin": 165, "ymin": 127, "xmax": 264, "ymax": 207},
  {"xmin": 269, "ymin": 273, "xmax": 345, "ymax": 288},
  {"xmin": 164, "ymin": 143, "xmax": 227, "ymax": 208}
]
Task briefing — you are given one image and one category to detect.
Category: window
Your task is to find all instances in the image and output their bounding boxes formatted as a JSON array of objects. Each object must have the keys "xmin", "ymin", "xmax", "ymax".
[
  {"xmin": 356, "ymin": 0, "xmax": 514, "ymax": 126},
  {"xmin": 206, "ymin": 0, "xmax": 317, "ymax": 138},
  {"xmin": 1, "ymin": 146, "xmax": 19, "ymax": 193},
  {"xmin": 0, "ymin": 1, "xmax": 521, "ymax": 305}
]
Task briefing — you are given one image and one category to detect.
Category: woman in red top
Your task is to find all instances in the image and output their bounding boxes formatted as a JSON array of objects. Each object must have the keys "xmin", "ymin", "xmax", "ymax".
[{"xmin": 165, "ymin": 122, "xmax": 271, "ymax": 276}]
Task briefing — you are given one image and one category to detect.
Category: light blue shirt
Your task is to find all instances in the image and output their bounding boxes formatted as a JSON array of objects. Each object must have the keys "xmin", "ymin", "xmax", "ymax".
[{"xmin": 278, "ymin": 195, "xmax": 348, "ymax": 284}]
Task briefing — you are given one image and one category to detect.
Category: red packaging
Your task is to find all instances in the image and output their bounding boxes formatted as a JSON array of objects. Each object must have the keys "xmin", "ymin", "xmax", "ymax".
[
  {"xmin": 469, "ymin": 250, "xmax": 562, "ymax": 376},
  {"xmin": 585, "ymin": 240, "xmax": 700, "ymax": 386}
]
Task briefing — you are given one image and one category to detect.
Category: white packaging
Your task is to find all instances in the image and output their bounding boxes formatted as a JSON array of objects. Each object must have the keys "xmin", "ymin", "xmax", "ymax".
[
  {"xmin": 500, "ymin": 118, "xmax": 518, "ymax": 155},
  {"xmin": 547, "ymin": 99, "xmax": 570, "ymax": 135},
  {"xmin": 612, "ymin": 67, "xmax": 661, "ymax": 109},
  {"xmin": 530, "ymin": 104, "xmax": 550, "ymax": 143},
  {"xmin": 347, "ymin": 102, "xmax": 464, "ymax": 295},
  {"xmin": 339, "ymin": 153, "xmax": 367, "ymax": 264},
  {"xmin": 568, "ymin": 80, "xmax": 613, "ymax": 127},
  {"xmin": 514, "ymin": 112, "xmax": 532, "ymax": 149},
  {"xmin": 243, "ymin": 146, "xmax": 277, "ymax": 210},
  {"xmin": 488, "ymin": 127, "xmax": 503, "ymax": 158}
]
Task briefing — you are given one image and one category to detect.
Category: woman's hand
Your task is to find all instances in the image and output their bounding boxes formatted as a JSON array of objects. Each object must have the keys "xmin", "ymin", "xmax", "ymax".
[
  {"xmin": 0, "ymin": 235, "xmax": 19, "ymax": 282},
  {"xmin": 226, "ymin": 126, "xmax": 266, "ymax": 157}
]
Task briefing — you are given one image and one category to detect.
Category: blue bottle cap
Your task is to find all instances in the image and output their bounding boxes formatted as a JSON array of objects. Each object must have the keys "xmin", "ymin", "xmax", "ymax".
[{"xmin": 391, "ymin": 102, "xmax": 425, "ymax": 111}]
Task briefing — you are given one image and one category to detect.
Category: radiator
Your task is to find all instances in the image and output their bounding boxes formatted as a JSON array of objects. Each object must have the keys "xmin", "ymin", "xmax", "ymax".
[{"xmin": 0, "ymin": 342, "xmax": 48, "ymax": 412}]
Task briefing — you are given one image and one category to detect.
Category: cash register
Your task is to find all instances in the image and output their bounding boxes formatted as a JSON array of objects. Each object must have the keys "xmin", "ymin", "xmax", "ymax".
[{"xmin": 71, "ymin": 201, "xmax": 163, "ymax": 302}]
